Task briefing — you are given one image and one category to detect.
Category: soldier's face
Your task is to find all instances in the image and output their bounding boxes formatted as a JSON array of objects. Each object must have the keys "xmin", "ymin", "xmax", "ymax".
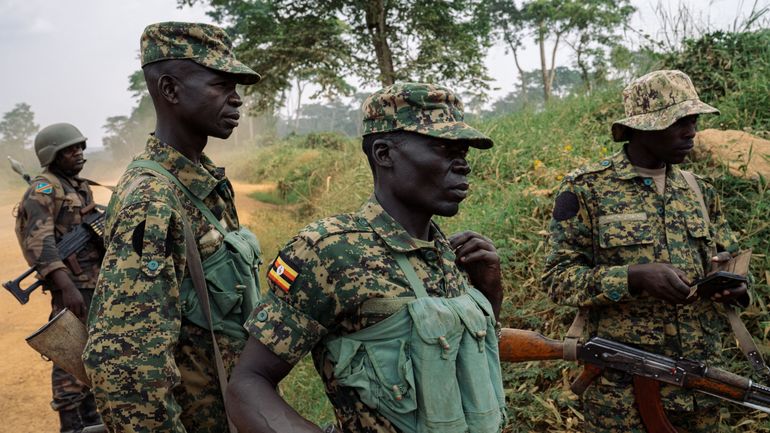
[
  {"xmin": 52, "ymin": 142, "xmax": 86, "ymax": 176},
  {"xmin": 639, "ymin": 115, "xmax": 699, "ymax": 165},
  {"xmin": 390, "ymin": 134, "xmax": 471, "ymax": 217},
  {"xmin": 175, "ymin": 63, "xmax": 242, "ymax": 140}
]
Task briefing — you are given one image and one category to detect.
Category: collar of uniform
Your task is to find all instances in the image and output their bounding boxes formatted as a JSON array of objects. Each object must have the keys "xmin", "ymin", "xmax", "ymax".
[
  {"xmin": 358, "ymin": 195, "xmax": 444, "ymax": 253},
  {"xmin": 143, "ymin": 135, "xmax": 221, "ymax": 200},
  {"xmin": 614, "ymin": 146, "xmax": 689, "ymax": 190}
]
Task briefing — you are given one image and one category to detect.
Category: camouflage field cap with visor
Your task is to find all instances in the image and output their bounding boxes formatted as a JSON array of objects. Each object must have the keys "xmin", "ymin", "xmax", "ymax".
[
  {"xmin": 611, "ymin": 69, "xmax": 719, "ymax": 142},
  {"xmin": 140, "ymin": 21, "xmax": 261, "ymax": 85},
  {"xmin": 362, "ymin": 82, "xmax": 493, "ymax": 149}
]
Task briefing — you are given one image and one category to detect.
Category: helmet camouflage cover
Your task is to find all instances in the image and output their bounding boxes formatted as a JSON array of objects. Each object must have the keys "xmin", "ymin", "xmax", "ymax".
[
  {"xmin": 611, "ymin": 69, "xmax": 719, "ymax": 142},
  {"xmin": 141, "ymin": 21, "xmax": 261, "ymax": 85},
  {"xmin": 362, "ymin": 82, "xmax": 493, "ymax": 149}
]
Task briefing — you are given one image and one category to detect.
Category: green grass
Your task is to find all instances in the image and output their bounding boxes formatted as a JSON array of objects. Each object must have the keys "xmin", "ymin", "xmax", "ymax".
[{"xmin": 233, "ymin": 84, "xmax": 770, "ymax": 431}]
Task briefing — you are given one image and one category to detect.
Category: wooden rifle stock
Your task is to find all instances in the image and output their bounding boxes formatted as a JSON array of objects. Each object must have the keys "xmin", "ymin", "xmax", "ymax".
[{"xmin": 498, "ymin": 328, "xmax": 564, "ymax": 362}]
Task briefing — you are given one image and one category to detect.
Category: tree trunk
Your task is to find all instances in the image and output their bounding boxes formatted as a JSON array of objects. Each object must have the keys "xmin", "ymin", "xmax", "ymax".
[
  {"xmin": 365, "ymin": 0, "xmax": 396, "ymax": 86},
  {"xmin": 294, "ymin": 78, "xmax": 305, "ymax": 132},
  {"xmin": 537, "ymin": 20, "xmax": 550, "ymax": 102},
  {"xmin": 546, "ymin": 32, "xmax": 561, "ymax": 98}
]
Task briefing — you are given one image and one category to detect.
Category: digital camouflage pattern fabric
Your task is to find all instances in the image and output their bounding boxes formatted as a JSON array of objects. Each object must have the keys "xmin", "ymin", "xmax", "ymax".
[
  {"xmin": 611, "ymin": 70, "xmax": 719, "ymax": 142},
  {"xmin": 542, "ymin": 149, "xmax": 747, "ymax": 432},
  {"xmin": 141, "ymin": 21, "xmax": 261, "ymax": 84},
  {"xmin": 362, "ymin": 82, "xmax": 493, "ymax": 149},
  {"xmin": 246, "ymin": 196, "xmax": 472, "ymax": 433},
  {"xmin": 83, "ymin": 136, "xmax": 244, "ymax": 433}
]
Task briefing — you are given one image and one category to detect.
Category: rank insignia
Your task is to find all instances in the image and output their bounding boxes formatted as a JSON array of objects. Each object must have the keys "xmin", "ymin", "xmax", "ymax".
[
  {"xmin": 35, "ymin": 182, "xmax": 53, "ymax": 194},
  {"xmin": 268, "ymin": 253, "xmax": 298, "ymax": 292}
]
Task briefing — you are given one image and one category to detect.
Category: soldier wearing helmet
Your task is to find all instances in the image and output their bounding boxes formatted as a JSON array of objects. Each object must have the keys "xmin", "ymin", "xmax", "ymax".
[
  {"xmin": 15, "ymin": 122, "xmax": 104, "ymax": 433},
  {"xmin": 543, "ymin": 70, "xmax": 759, "ymax": 431}
]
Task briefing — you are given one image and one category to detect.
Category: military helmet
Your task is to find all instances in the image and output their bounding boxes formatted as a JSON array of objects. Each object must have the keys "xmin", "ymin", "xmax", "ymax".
[{"xmin": 34, "ymin": 123, "xmax": 87, "ymax": 167}]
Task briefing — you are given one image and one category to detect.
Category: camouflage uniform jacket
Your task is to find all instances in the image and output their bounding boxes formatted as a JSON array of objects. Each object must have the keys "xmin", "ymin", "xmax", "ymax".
[
  {"xmin": 83, "ymin": 136, "xmax": 244, "ymax": 433},
  {"xmin": 542, "ymin": 147, "xmax": 743, "ymax": 411},
  {"xmin": 246, "ymin": 196, "xmax": 471, "ymax": 433},
  {"xmin": 16, "ymin": 168, "xmax": 101, "ymax": 290}
]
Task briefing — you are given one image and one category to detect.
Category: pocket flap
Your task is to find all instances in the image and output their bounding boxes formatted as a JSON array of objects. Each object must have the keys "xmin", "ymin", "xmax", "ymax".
[
  {"xmin": 408, "ymin": 298, "xmax": 458, "ymax": 342},
  {"xmin": 598, "ymin": 214, "xmax": 653, "ymax": 248},
  {"xmin": 449, "ymin": 294, "xmax": 488, "ymax": 336}
]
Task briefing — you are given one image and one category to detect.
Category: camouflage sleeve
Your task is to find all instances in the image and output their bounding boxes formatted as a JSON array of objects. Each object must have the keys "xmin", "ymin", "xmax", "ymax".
[
  {"xmin": 83, "ymin": 197, "xmax": 187, "ymax": 433},
  {"xmin": 19, "ymin": 180, "xmax": 66, "ymax": 278},
  {"xmin": 542, "ymin": 180, "xmax": 633, "ymax": 307},
  {"xmin": 245, "ymin": 235, "xmax": 332, "ymax": 365}
]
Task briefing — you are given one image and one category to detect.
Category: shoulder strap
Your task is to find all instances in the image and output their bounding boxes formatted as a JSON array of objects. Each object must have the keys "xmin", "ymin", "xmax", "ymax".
[
  {"xmin": 122, "ymin": 164, "xmax": 238, "ymax": 432},
  {"xmin": 393, "ymin": 252, "xmax": 429, "ymax": 298},
  {"xmin": 681, "ymin": 170, "xmax": 710, "ymax": 226},
  {"xmin": 181, "ymin": 215, "xmax": 239, "ymax": 433},
  {"xmin": 127, "ymin": 160, "xmax": 228, "ymax": 234},
  {"xmin": 681, "ymin": 170, "xmax": 769, "ymax": 376}
]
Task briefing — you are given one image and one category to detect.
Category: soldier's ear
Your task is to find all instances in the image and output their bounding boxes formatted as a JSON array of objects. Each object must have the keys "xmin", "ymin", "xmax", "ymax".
[
  {"xmin": 372, "ymin": 137, "xmax": 396, "ymax": 169},
  {"xmin": 157, "ymin": 74, "xmax": 180, "ymax": 104}
]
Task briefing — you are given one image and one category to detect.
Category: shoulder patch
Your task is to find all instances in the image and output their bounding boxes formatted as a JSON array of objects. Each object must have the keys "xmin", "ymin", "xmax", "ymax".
[
  {"xmin": 565, "ymin": 160, "xmax": 612, "ymax": 181},
  {"xmin": 553, "ymin": 191, "xmax": 580, "ymax": 221},
  {"xmin": 34, "ymin": 182, "xmax": 53, "ymax": 195},
  {"xmin": 267, "ymin": 252, "xmax": 300, "ymax": 293}
]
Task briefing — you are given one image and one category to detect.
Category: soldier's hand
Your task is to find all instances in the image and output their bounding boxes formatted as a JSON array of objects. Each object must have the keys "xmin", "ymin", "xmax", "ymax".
[
  {"xmin": 628, "ymin": 263, "xmax": 692, "ymax": 305},
  {"xmin": 449, "ymin": 231, "xmax": 503, "ymax": 318},
  {"xmin": 710, "ymin": 283, "xmax": 749, "ymax": 307},
  {"xmin": 51, "ymin": 269, "xmax": 87, "ymax": 320}
]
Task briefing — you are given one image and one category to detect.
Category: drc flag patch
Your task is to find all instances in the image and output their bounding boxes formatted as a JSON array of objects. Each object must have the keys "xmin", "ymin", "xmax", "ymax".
[
  {"xmin": 268, "ymin": 253, "xmax": 299, "ymax": 292},
  {"xmin": 35, "ymin": 182, "xmax": 53, "ymax": 194}
]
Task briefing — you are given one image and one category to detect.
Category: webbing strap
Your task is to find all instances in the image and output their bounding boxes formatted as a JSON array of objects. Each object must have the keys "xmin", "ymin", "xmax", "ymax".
[
  {"xmin": 182, "ymin": 217, "xmax": 238, "ymax": 433},
  {"xmin": 393, "ymin": 252, "xmax": 429, "ymax": 298},
  {"xmin": 681, "ymin": 169, "xmax": 769, "ymax": 375},
  {"xmin": 127, "ymin": 160, "xmax": 228, "ymax": 234},
  {"xmin": 124, "ymin": 160, "xmax": 238, "ymax": 432},
  {"xmin": 564, "ymin": 308, "xmax": 588, "ymax": 361}
]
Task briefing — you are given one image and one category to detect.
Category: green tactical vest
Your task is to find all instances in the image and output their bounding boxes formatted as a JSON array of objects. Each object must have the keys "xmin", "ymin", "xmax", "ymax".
[
  {"xmin": 324, "ymin": 252, "xmax": 507, "ymax": 433},
  {"xmin": 127, "ymin": 160, "xmax": 262, "ymax": 340}
]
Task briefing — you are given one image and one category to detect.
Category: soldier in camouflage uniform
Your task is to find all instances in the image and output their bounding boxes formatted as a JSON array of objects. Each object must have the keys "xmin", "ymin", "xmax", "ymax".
[
  {"xmin": 542, "ymin": 70, "xmax": 754, "ymax": 432},
  {"xmin": 15, "ymin": 122, "xmax": 104, "ymax": 433},
  {"xmin": 82, "ymin": 22, "xmax": 261, "ymax": 433},
  {"xmin": 226, "ymin": 83, "xmax": 507, "ymax": 433}
]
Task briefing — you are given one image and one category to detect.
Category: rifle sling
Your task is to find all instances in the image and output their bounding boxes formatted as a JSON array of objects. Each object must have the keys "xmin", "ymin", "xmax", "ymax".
[
  {"xmin": 564, "ymin": 307, "xmax": 587, "ymax": 361},
  {"xmin": 681, "ymin": 170, "xmax": 769, "ymax": 375},
  {"xmin": 182, "ymin": 210, "xmax": 238, "ymax": 433},
  {"xmin": 123, "ymin": 164, "xmax": 238, "ymax": 433}
]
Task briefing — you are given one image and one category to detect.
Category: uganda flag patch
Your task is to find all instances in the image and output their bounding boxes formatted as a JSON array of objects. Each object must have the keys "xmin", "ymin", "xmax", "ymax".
[{"xmin": 268, "ymin": 253, "xmax": 299, "ymax": 292}]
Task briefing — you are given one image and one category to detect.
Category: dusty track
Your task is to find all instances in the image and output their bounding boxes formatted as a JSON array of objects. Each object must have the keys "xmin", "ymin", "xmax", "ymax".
[{"xmin": 0, "ymin": 180, "xmax": 272, "ymax": 433}]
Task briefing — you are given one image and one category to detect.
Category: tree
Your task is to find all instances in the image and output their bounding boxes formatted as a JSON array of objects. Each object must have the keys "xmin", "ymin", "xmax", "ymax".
[
  {"xmin": 180, "ymin": 0, "xmax": 492, "ymax": 111},
  {"xmin": 490, "ymin": 0, "xmax": 634, "ymax": 101},
  {"xmin": 101, "ymin": 71, "xmax": 155, "ymax": 160},
  {"xmin": 0, "ymin": 103, "xmax": 39, "ymax": 156}
]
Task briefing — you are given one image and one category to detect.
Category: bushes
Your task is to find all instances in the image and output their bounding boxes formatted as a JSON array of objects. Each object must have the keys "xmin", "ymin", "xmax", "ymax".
[{"xmin": 662, "ymin": 30, "xmax": 770, "ymax": 132}]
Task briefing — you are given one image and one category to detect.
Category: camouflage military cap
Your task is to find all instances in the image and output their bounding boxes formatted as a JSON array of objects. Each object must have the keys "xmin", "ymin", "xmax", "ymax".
[
  {"xmin": 362, "ymin": 82, "xmax": 493, "ymax": 149},
  {"xmin": 611, "ymin": 70, "xmax": 719, "ymax": 142},
  {"xmin": 141, "ymin": 21, "xmax": 260, "ymax": 85}
]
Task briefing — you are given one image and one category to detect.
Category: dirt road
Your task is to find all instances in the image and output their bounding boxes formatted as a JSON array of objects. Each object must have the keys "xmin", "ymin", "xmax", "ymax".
[{"xmin": 0, "ymin": 180, "xmax": 275, "ymax": 433}]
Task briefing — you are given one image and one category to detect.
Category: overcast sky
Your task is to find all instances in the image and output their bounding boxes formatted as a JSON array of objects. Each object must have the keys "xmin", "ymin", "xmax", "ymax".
[{"xmin": 0, "ymin": 0, "xmax": 765, "ymax": 149}]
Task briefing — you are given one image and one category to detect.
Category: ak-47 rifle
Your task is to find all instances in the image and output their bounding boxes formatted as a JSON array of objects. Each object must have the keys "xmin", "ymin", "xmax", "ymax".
[
  {"xmin": 499, "ymin": 328, "xmax": 770, "ymax": 432},
  {"xmin": 3, "ymin": 157, "xmax": 106, "ymax": 304}
]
